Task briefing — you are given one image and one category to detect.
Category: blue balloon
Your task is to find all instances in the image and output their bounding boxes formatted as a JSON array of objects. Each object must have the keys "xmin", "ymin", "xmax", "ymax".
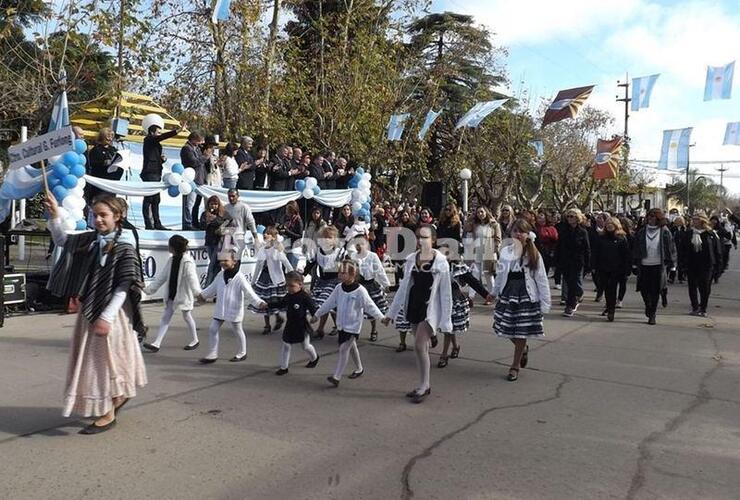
[
  {"xmin": 312, "ymin": 186, "xmax": 320, "ymax": 195},
  {"xmin": 348, "ymin": 178, "xmax": 359, "ymax": 189},
  {"xmin": 167, "ymin": 186, "xmax": 180, "ymax": 197},
  {"xmin": 61, "ymin": 151, "xmax": 79, "ymax": 167},
  {"xmin": 74, "ymin": 139, "xmax": 87, "ymax": 155},
  {"xmin": 171, "ymin": 163, "xmax": 185, "ymax": 174},
  {"xmin": 356, "ymin": 167, "xmax": 364, "ymax": 175},
  {"xmin": 62, "ymin": 174, "xmax": 78, "ymax": 189},
  {"xmin": 52, "ymin": 185, "xmax": 68, "ymax": 200},
  {"xmin": 75, "ymin": 219, "xmax": 87, "ymax": 230},
  {"xmin": 70, "ymin": 164, "xmax": 86, "ymax": 178},
  {"xmin": 361, "ymin": 202, "xmax": 370, "ymax": 210},
  {"xmin": 295, "ymin": 179, "xmax": 306, "ymax": 192},
  {"xmin": 52, "ymin": 163, "xmax": 70, "ymax": 179},
  {"xmin": 77, "ymin": 153, "xmax": 87, "ymax": 166},
  {"xmin": 48, "ymin": 175, "xmax": 61, "ymax": 188},
  {"xmin": 256, "ymin": 224, "xmax": 266, "ymax": 234}
]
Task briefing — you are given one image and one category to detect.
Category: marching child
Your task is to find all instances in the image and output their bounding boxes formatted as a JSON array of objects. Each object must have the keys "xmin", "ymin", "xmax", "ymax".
[
  {"xmin": 250, "ymin": 226, "xmax": 293, "ymax": 334},
  {"xmin": 271, "ymin": 271, "xmax": 320, "ymax": 375},
  {"xmin": 315, "ymin": 258, "xmax": 384, "ymax": 387},
  {"xmin": 142, "ymin": 235, "xmax": 202, "ymax": 352},
  {"xmin": 198, "ymin": 249, "xmax": 267, "ymax": 363},
  {"xmin": 311, "ymin": 226, "xmax": 347, "ymax": 338},
  {"xmin": 349, "ymin": 233, "xmax": 390, "ymax": 342}
]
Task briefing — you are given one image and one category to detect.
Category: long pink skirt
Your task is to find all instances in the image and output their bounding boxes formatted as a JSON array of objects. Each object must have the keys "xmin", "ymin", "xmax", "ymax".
[{"xmin": 62, "ymin": 303, "xmax": 147, "ymax": 417}]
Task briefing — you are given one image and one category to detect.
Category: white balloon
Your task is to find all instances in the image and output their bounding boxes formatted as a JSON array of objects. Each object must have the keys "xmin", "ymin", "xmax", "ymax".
[
  {"xmin": 168, "ymin": 173, "xmax": 182, "ymax": 186},
  {"xmin": 359, "ymin": 180, "xmax": 371, "ymax": 190},
  {"xmin": 305, "ymin": 177, "xmax": 318, "ymax": 189},
  {"xmin": 56, "ymin": 207, "xmax": 71, "ymax": 220},
  {"xmin": 351, "ymin": 190, "xmax": 362, "ymax": 202},
  {"xmin": 62, "ymin": 217, "xmax": 76, "ymax": 231},
  {"xmin": 362, "ymin": 173, "xmax": 371, "ymax": 181},
  {"xmin": 352, "ymin": 201, "xmax": 362, "ymax": 211},
  {"xmin": 179, "ymin": 182, "xmax": 193, "ymax": 195},
  {"xmin": 359, "ymin": 193, "xmax": 368, "ymax": 204},
  {"xmin": 182, "ymin": 168, "xmax": 196, "ymax": 182},
  {"xmin": 76, "ymin": 176, "xmax": 86, "ymax": 189},
  {"xmin": 71, "ymin": 208, "xmax": 84, "ymax": 221},
  {"xmin": 71, "ymin": 186, "xmax": 85, "ymax": 198},
  {"xmin": 302, "ymin": 188, "xmax": 315, "ymax": 199},
  {"xmin": 49, "ymin": 155, "xmax": 61, "ymax": 165},
  {"xmin": 62, "ymin": 196, "xmax": 78, "ymax": 211}
]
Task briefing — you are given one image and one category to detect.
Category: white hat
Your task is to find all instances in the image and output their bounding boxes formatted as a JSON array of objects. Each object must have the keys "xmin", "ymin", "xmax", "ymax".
[{"xmin": 141, "ymin": 113, "xmax": 165, "ymax": 133}]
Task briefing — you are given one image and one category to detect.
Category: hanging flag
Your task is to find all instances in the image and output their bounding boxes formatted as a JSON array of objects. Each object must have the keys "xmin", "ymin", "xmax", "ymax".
[
  {"xmin": 211, "ymin": 0, "xmax": 233, "ymax": 23},
  {"xmin": 542, "ymin": 85, "xmax": 594, "ymax": 127},
  {"xmin": 455, "ymin": 99, "xmax": 508, "ymax": 129},
  {"xmin": 631, "ymin": 74, "xmax": 660, "ymax": 111},
  {"xmin": 386, "ymin": 113, "xmax": 410, "ymax": 141},
  {"xmin": 704, "ymin": 61, "xmax": 734, "ymax": 101},
  {"xmin": 48, "ymin": 70, "xmax": 70, "ymax": 132},
  {"xmin": 417, "ymin": 109, "xmax": 442, "ymax": 140},
  {"xmin": 529, "ymin": 140, "xmax": 544, "ymax": 157},
  {"xmin": 658, "ymin": 128, "xmax": 693, "ymax": 170},
  {"xmin": 592, "ymin": 137, "xmax": 624, "ymax": 180},
  {"xmin": 723, "ymin": 122, "xmax": 740, "ymax": 145}
]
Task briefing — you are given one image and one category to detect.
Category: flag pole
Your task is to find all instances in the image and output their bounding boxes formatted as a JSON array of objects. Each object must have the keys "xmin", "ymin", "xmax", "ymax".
[{"xmin": 40, "ymin": 159, "xmax": 50, "ymax": 195}]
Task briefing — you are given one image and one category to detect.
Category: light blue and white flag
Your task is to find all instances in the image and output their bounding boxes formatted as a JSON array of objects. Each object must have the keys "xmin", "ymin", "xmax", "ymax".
[
  {"xmin": 529, "ymin": 140, "xmax": 544, "ymax": 157},
  {"xmin": 417, "ymin": 109, "xmax": 442, "ymax": 140},
  {"xmin": 48, "ymin": 89, "xmax": 69, "ymax": 132},
  {"xmin": 704, "ymin": 61, "xmax": 734, "ymax": 101},
  {"xmin": 658, "ymin": 128, "xmax": 693, "ymax": 170},
  {"xmin": 386, "ymin": 113, "xmax": 410, "ymax": 141},
  {"xmin": 723, "ymin": 122, "xmax": 740, "ymax": 145},
  {"xmin": 455, "ymin": 99, "xmax": 508, "ymax": 129},
  {"xmin": 631, "ymin": 74, "xmax": 659, "ymax": 111},
  {"xmin": 211, "ymin": 0, "xmax": 232, "ymax": 23}
]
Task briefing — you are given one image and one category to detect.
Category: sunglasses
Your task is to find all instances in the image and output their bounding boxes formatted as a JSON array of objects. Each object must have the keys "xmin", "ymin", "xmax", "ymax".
[{"xmin": 566, "ymin": 214, "xmax": 577, "ymax": 218}]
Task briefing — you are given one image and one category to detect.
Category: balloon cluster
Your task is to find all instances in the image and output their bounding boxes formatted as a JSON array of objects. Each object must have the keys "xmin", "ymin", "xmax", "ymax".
[
  {"xmin": 163, "ymin": 163, "xmax": 197, "ymax": 197},
  {"xmin": 294, "ymin": 177, "xmax": 321, "ymax": 199},
  {"xmin": 47, "ymin": 139, "xmax": 89, "ymax": 230},
  {"xmin": 348, "ymin": 167, "xmax": 372, "ymax": 222}
]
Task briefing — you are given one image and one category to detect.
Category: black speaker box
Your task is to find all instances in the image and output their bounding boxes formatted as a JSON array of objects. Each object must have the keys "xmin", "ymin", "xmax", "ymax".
[{"xmin": 421, "ymin": 182, "xmax": 446, "ymax": 218}]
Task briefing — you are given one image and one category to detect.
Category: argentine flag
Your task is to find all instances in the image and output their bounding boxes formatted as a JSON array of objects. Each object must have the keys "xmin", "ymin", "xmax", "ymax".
[
  {"xmin": 211, "ymin": 0, "xmax": 232, "ymax": 23},
  {"xmin": 529, "ymin": 140, "xmax": 544, "ymax": 157},
  {"xmin": 631, "ymin": 74, "xmax": 659, "ymax": 111},
  {"xmin": 658, "ymin": 128, "xmax": 693, "ymax": 170},
  {"xmin": 704, "ymin": 61, "xmax": 734, "ymax": 101},
  {"xmin": 386, "ymin": 113, "xmax": 409, "ymax": 141},
  {"xmin": 455, "ymin": 99, "xmax": 508, "ymax": 129},
  {"xmin": 418, "ymin": 109, "xmax": 442, "ymax": 140},
  {"xmin": 723, "ymin": 122, "xmax": 740, "ymax": 145},
  {"xmin": 48, "ymin": 90, "xmax": 69, "ymax": 132}
]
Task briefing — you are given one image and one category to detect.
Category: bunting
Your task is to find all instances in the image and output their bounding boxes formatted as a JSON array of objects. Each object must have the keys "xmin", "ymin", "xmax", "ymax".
[
  {"xmin": 455, "ymin": 99, "xmax": 508, "ymax": 129},
  {"xmin": 417, "ymin": 109, "xmax": 442, "ymax": 140},
  {"xmin": 592, "ymin": 137, "xmax": 623, "ymax": 180},
  {"xmin": 542, "ymin": 85, "xmax": 594, "ymax": 128},
  {"xmin": 386, "ymin": 113, "xmax": 410, "ymax": 141}
]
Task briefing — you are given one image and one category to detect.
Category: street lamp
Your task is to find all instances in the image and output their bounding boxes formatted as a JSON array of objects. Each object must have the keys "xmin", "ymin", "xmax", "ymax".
[
  {"xmin": 686, "ymin": 143, "xmax": 696, "ymax": 215},
  {"xmin": 459, "ymin": 168, "xmax": 472, "ymax": 215}
]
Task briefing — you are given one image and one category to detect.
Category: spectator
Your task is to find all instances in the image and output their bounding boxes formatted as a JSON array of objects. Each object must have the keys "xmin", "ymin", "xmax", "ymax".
[
  {"xmin": 269, "ymin": 145, "xmax": 292, "ymax": 191},
  {"xmin": 437, "ymin": 203, "xmax": 462, "ymax": 244},
  {"xmin": 85, "ymin": 128, "xmax": 123, "ymax": 204},
  {"xmin": 534, "ymin": 211, "xmax": 558, "ymax": 276},
  {"xmin": 141, "ymin": 121, "xmax": 181, "ymax": 229},
  {"xmin": 334, "ymin": 204, "xmax": 354, "ymax": 237},
  {"xmin": 180, "ymin": 132, "xmax": 205, "ymax": 230},
  {"xmin": 236, "ymin": 136, "xmax": 255, "ymax": 190},
  {"xmin": 499, "ymin": 204, "xmax": 515, "ymax": 237},
  {"xmin": 280, "ymin": 200, "xmax": 304, "ymax": 269},
  {"xmin": 200, "ymin": 195, "xmax": 231, "ymax": 287},
  {"xmin": 219, "ymin": 142, "xmax": 240, "ymax": 190},
  {"xmin": 253, "ymin": 148, "xmax": 270, "ymax": 190},
  {"xmin": 224, "ymin": 188, "xmax": 258, "ymax": 258}
]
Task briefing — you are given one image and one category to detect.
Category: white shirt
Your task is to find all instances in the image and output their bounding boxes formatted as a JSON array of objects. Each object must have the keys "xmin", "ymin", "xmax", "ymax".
[
  {"xmin": 351, "ymin": 249, "xmax": 390, "ymax": 288},
  {"xmin": 201, "ymin": 271, "xmax": 265, "ymax": 322},
  {"xmin": 315, "ymin": 283, "xmax": 383, "ymax": 334},
  {"xmin": 223, "ymin": 156, "xmax": 239, "ymax": 180},
  {"xmin": 252, "ymin": 246, "xmax": 293, "ymax": 285}
]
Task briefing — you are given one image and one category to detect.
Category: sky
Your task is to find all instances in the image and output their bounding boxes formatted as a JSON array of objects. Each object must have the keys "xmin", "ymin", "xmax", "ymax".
[{"xmin": 431, "ymin": 0, "xmax": 740, "ymax": 194}]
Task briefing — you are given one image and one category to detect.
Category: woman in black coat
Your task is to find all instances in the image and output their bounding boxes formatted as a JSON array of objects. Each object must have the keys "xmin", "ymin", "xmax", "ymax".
[
  {"xmin": 682, "ymin": 214, "xmax": 723, "ymax": 316},
  {"xmin": 632, "ymin": 208, "xmax": 677, "ymax": 325},
  {"xmin": 556, "ymin": 208, "xmax": 591, "ymax": 317},
  {"xmin": 592, "ymin": 217, "xmax": 631, "ymax": 322}
]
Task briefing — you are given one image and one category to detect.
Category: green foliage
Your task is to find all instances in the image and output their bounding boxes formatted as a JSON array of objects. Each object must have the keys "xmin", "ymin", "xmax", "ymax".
[{"xmin": 666, "ymin": 169, "xmax": 721, "ymax": 214}]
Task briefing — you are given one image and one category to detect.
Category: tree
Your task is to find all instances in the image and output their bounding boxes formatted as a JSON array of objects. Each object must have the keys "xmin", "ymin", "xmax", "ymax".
[{"xmin": 666, "ymin": 169, "xmax": 721, "ymax": 214}]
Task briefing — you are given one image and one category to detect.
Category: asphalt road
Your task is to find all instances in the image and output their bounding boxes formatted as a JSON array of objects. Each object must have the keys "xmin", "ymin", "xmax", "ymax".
[{"xmin": 1, "ymin": 255, "xmax": 739, "ymax": 499}]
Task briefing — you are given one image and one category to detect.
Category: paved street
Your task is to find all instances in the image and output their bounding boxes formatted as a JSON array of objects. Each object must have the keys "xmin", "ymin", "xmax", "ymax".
[{"xmin": 1, "ymin": 257, "xmax": 739, "ymax": 500}]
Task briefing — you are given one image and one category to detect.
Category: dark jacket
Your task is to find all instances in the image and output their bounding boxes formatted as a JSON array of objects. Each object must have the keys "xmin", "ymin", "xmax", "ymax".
[
  {"xmin": 269, "ymin": 155, "xmax": 291, "ymax": 191},
  {"xmin": 235, "ymin": 148, "xmax": 255, "ymax": 190},
  {"xmin": 269, "ymin": 291, "xmax": 318, "ymax": 344},
  {"xmin": 681, "ymin": 229, "xmax": 723, "ymax": 277},
  {"xmin": 632, "ymin": 226, "xmax": 676, "ymax": 267},
  {"xmin": 86, "ymin": 144, "xmax": 123, "ymax": 202},
  {"xmin": 253, "ymin": 159, "xmax": 270, "ymax": 190},
  {"xmin": 592, "ymin": 233, "xmax": 631, "ymax": 275},
  {"xmin": 141, "ymin": 130, "xmax": 179, "ymax": 181},
  {"xmin": 437, "ymin": 222, "xmax": 462, "ymax": 243},
  {"xmin": 308, "ymin": 163, "xmax": 325, "ymax": 185},
  {"xmin": 322, "ymin": 159, "xmax": 336, "ymax": 190},
  {"xmin": 556, "ymin": 224, "xmax": 591, "ymax": 270},
  {"xmin": 180, "ymin": 142, "xmax": 206, "ymax": 186}
]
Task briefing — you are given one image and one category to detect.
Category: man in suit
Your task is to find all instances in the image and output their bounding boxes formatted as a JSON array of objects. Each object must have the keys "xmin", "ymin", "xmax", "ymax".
[{"xmin": 180, "ymin": 132, "xmax": 204, "ymax": 230}]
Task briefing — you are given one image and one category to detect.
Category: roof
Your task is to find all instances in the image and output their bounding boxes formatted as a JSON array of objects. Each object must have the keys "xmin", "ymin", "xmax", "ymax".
[{"xmin": 70, "ymin": 92, "xmax": 190, "ymax": 148}]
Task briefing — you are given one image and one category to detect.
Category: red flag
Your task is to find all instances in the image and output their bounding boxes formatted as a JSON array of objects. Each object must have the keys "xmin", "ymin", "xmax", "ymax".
[
  {"xmin": 592, "ymin": 137, "xmax": 624, "ymax": 180},
  {"xmin": 542, "ymin": 85, "xmax": 595, "ymax": 128}
]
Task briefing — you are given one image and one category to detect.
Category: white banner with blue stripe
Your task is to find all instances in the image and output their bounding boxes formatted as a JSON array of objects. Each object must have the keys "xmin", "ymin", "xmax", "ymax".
[
  {"xmin": 48, "ymin": 90, "xmax": 69, "ymax": 131},
  {"xmin": 658, "ymin": 128, "xmax": 692, "ymax": 170},
  {"xmin": 387, "ymin": 113, "xmax": 409, "ymax": 141},
  {"xmin": 417, "ymin": 109, "xmax": 442, "ymax": 140},
  {"xmin": 631, "ymin": 74, "xmax": 659, "ymax": 111},
  {"xmin": 455, "ymin": 99, "xmax": 508, "ymax": 129},
  {"xmin": 723, "ymin": 122, "xmax": 740, "ymax": 145},
  {"xmin": 704, "ymin": 61, "xmax": 734, "ymax": 101},
  {"xmin": 211, "ymin": 0, "xmax": 232, "ymax": 23}
]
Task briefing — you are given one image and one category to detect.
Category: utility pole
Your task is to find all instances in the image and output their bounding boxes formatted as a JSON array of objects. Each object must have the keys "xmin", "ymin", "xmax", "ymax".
[
  {"xmin": 717, "ymin": 163, "xmax": 729, "ymax": 208},
  {"xmin": 686, "ymin": 143, "xmax": 696, "ymax": 214},
  {"xmin": 616, "ymin": 74, "xmax": 631, "ymax": 213}
]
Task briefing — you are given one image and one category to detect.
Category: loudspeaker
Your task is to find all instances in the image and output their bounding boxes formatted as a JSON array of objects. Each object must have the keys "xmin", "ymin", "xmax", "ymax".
[
  {"xmin": 421, "ymin": 182, "xmax": 446, "ymax": 218},
  {"xmin": 643, "ymin": 199, "xmax": 651, "ymax": 210}
]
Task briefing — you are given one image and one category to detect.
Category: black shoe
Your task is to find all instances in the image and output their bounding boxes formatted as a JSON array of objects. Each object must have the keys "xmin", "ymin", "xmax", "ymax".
[
  {"xmin": 430, "ymin": 335, "xmax": 438, "ymax": 349},
  {"xmin": 79, "ymin": 419, "xmax": 117, "ymax": 435},
  {"xmin": 406, "ymin": 387, "xmax": 430, "ymax": 398},
  {"xmin": 306, "ymin": 355, "xmax": 320, "ymax": 368},
  {"xmin": 262, "ymin": 325, "xmax": 272, "ymax": 335},
  {"xmin": 182, "ymin": 225, "xmax": 194, "ymax": 231},
  {"xmin": 607, "ymin": 311, "xmax": 615, "ymax": 322},
  {"xmin": 348, "ymin": 369, "xmax": 364, "ymax": 379},
  {"xmin": 395, "ymin": 343, "xmax": 407, "ymax": 353},
  {"xmin": 274, "ymin": 315, "xmax": 284, "ymax": 331},
  {"xmin": 507, "ymin": 368, "xmax": 520, "ymax": 381},
  {"xmin": 183, "ymin": 342, "xmax": 200, "ymax": 351},
  {"xmin": 520, "ymin": 345, "xmax": 529, "ymax": 368},
  {"xmin": 142, "ymin": 342, "xmax": 159, "ymax": 353},
  {"xmin": 661, "ymin": 294, "xmax": 668, "ymax": 308},
  {"xmin": 450, "ymin": 346, "xmax": 460, "ymax": 359},
  {"xmin": 312, "ymin": 331, "xmax": 325, "ymax": 340},
  {"xmin": 229, "ymin": 354, "xmax": 247, "ymax": 362},
  {"xmin": 327, "ymin": 376, "xmax": 340, "ymax": 387},
  {"xmin": 275, "ymin": 368, "xmax": 289, "ymax": 376},
  {"xmin": 648, "ymin": 316, "xmax": 656, "ymax": 325},
  {"xmin": 328, "ymin": 327, "xmax": 338, "ymax": 336},
  {"xmin": 412, "ymin": 388, "xmax": 431, "ymax": 404},
  {"xmin": 199, "ymin": 357, "xmax": 217, "ymax": 364},
  {"xmin": 153, "ymin": 224, "xmax": 168, "ymax": 230},
  {"xmin": 369, "ymin": 331, "xmax": 378, "ymax": 342}
]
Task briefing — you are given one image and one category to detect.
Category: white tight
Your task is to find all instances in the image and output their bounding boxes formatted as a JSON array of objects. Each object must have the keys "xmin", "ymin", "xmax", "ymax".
[
  {"xmin": 151, "ymin": 300, "xmax": 198, "ymax": 348},
  {"xmin": 469, "ymin": 263, "xmax": 494, "ymax": 298},
  {"xmin": 333, "ymin": 338, "xmax": 363, "ymax": 380},
  {"xmin": 412, "ymin": 321, "xmax": 433, "ymax": 392},
  {"xmin": 205, "ymin": 319, "xmax": 246, "ymax": 359},
  {"xmin": 279, "ymin": 337, "xmax": 318, "ymax": 369}
]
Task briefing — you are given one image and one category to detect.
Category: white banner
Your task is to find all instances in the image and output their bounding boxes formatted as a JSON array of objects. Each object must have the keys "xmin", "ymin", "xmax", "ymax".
[{"xmin": 7, "ymin": 127, "xmax": 75, "ymax": 169}]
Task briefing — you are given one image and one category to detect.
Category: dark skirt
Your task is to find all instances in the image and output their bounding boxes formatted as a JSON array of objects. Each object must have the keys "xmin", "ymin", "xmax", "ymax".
[
  {"xmin": 249, "ymin": 269, "xmax": 286, "ymax": 315},
  {"xmin": 338, "ymin": 330, "xmax": 359, "ymax": 345},
  {"xmin": 360, "ymin": 280, "xmax": 388, "ymax": 318},
  {"xmin": 450, "ymin": 287, "xmax": 470, "ymax": 334},
  {"xmin": 312, "ymin": 277, "xmax": 340, "ymax": 307},
  {"xmin": 493, "ymin": 272, "xmax": 544, "ymax": 339}
]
